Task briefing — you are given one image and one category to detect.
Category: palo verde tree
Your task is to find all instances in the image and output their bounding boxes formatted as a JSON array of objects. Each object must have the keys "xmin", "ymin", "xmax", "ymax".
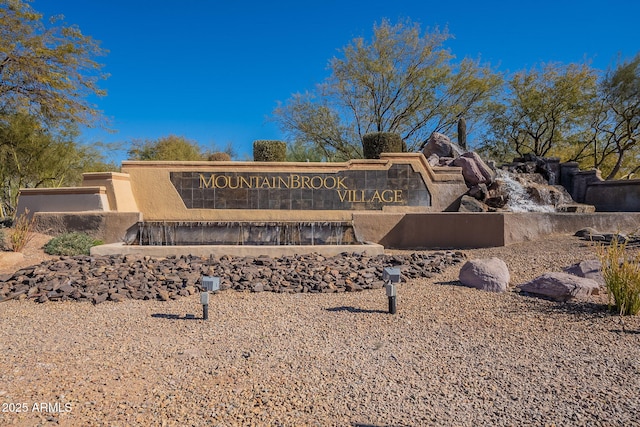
[
  {"xmin": 479, "ymin": 62, "xmax": 598, "ymax": 163},
  {"xmin": 0, "ymin": 113, "xmax": 114, "ymax": 216},
  {"xmin": 0, "ymin": 0, "xmax": 110, "ymax": 217},
  {"xmin": 127, "ymin": 135, "xmax": 237, "ymax": 161},
  {"xmin": 0, "ymin": 0, "xmax": 108, "ymax": 128},
  {"xmin": 273, "ymin": 19, "xmax": 502, "ymax": 160},
  {"xmin": 127, "ymin": 135, "xmax": 208, "ymax": 161},
  {"xmin": 479, "ymin": 57, "xmax": 640, "ymax": 180},
  {"xmin": 586, "ymin": 54, "xmax": 640, "ymax": 179}
]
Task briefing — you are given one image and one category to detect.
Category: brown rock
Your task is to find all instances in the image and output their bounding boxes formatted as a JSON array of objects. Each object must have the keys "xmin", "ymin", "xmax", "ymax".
[
  {"xmin": 92, "ymin": 293, "xmax": 108, "ymax": 305},
  {"xmin": 459, "ymin": 258, "xmax": 510, "ymax": 292},
  {"xmin": 518, "ymin": 272, "xmax": 600, "ymax": 302},
  {"xmin": 157, "ymin": 289, "xmax": 170, "ymax": 301}
]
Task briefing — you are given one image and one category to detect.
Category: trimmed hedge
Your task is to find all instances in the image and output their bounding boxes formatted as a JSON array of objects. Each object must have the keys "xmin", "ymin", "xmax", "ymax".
[
  {"xmin": 208, "ymin": 152, "xmax": 231, "ymax": 161},
  {"xmin": 253, "ymin": 140, "xmax": 287, "ymax": 162},
  {"xmin": 362, "ymin": 132, "xmax": 404, "ymax": 159}
]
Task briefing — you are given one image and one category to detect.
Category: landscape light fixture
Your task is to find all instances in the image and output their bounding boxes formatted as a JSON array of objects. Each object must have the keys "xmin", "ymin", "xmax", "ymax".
[
  {"xmin": 383, "ymin": 267, "xmax": 400, "ymax": 314},
  {"xmin": 200, "ymin": 276, "xmax": 220, "ymax": 320}
]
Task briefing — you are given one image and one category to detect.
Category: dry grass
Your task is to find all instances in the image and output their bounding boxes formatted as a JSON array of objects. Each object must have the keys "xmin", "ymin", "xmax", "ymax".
[
  {"xmin": 597, "ymin": 238, "xmax": 640, "ymax": 315},
  {"xmin": 9, "ymin": 209, "xmax": 36, "ymax": 252}
]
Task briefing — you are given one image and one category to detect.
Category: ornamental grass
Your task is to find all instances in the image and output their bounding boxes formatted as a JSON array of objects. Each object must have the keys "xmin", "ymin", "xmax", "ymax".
[{"xmin": 597, "ymin": 237, "xmax": 640, "ymax": 316}]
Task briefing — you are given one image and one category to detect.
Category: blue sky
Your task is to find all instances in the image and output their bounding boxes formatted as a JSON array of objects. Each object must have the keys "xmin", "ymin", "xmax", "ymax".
[{"xmin": 32, "ymin": 0, "xmax": 639, "ymax": 162}]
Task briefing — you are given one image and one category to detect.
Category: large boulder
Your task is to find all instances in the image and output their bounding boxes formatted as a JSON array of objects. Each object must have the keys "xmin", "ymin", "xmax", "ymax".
[
  {"xmin": 452, "ymin": 156, "xmax": 487, "ymax": 187},
  {"xmin": 422, "ymin": 132, "xmax": 462, "ymax": 158},
  {"xmin": 461, "ymin": 152, "xmax": 495, "ymax": 183},
  {"xmin": 459, "ymin": 258, "xmax": 510, "ymax": 292},
  {"xmin": 517, "ymin": 272, "xmax": 600, "ymax": 301},
  {"xmin": 563, "ymin": 260, "xmax": 604, "ymax": 286},
  {"xmin": 449, "ymin": 152, "xmax": 495, "ymax": 188}
]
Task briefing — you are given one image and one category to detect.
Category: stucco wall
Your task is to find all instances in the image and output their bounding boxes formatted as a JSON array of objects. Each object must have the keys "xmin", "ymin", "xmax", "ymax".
[
  {"xmin": 17, "ymin": 187, "xmax": 110, "ymax": 215},
  {"xmin": 585, "ymin": 180, "xmax": 640, "ymax": 212},
  {"xmin": 33, "ymin": 211, "xmax": 142, "ymax": 244},
  {"xmin": 81, "ymin": 172, "xmax": 139, "ymax": 212},
  {"xmin": 354, "ymin": 212, "xmax": 640, "ymax": 249}
]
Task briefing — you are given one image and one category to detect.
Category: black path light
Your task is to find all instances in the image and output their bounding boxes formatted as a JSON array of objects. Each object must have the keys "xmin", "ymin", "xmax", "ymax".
[
  {"xmin": 200, "ymin": 276, "xmax": 220, "ymax": 320},
  {"xmin": 383, "ymin": 267, "xmax": 400, "ymax": 314}
]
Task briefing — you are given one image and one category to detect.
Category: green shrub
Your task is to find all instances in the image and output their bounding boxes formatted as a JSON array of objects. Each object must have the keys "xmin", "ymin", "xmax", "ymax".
[
  {"xmin": 362, "ymin": 132, "xmax": 404, "ymax": 159},
  {"xmin": 0, "ymin": 229, "xmax": 6, "ymax": 251},
  {"xmin": 44, "ymin": 232, "xmax": 104, "ymax": 256},
  {"xmin": 208, "ymin": 152, "xmax": 231, "ymax": 161},
  {"xmin": 597, "ymin": 238, "xmax": 640, "ymax": 315},
  {"xmin": 253, "ymin": 140, "xmax": 286, "ymax": 162}
]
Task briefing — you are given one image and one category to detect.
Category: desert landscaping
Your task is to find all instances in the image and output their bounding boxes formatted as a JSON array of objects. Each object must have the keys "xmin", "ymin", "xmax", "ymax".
[
  {"xmin": 3, "ymin": 1, "xmax": 640, "ymax": 425},
  {"xmin": 1, "ymin": 232, "xmax": 639, "ymax": 426}
]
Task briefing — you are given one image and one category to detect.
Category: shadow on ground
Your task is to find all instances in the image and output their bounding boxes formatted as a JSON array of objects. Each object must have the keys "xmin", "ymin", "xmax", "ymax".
[
  {"xmin": 326, "ymin": 306, "xmax": 387, "ymax": 314},
  {"xmin": 151, "ymin": 313, "xmax": 201, "ymax": 320},
  {"xmin": 435, "ymin": 279, "xmax": 465, "ymax": 287}
]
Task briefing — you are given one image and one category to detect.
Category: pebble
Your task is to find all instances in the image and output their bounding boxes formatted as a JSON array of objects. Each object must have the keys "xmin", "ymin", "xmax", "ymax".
[
  {"xmin": 0, "ymin": 235, "xmax": 638, "ymax": 426},
  {"xmin": 0, "ymin": 251, "xmax": 465, "ymax": 303}
]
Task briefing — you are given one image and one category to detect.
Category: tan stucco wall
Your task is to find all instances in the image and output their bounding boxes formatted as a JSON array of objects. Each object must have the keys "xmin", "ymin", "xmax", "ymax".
[
  {"xmin": 352, "ymin": 212, "xmax": 406, "ymax": 244},
  {"xmin": 81, "ymin": 172, "xmax": 139, "ymax": 212},
  {"xmin": 17, "ymin": 187, "xmax": 110, "ymax": 215},
  {"xmin": 379, "ymin": 213, "xmax": 507, "ymax": 249},
  {"xmin": 503, "ymin": 212, "xmax": 640, "ymax": 245},
  {"xmin": 358, "ymin": 211, "xmax": 640, "ymax": 250}
]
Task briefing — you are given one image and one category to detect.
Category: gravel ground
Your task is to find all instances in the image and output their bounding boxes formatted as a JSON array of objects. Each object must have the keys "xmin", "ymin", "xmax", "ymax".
[{"xmin": 1, "ymin": 234, "xmax": 639, "ymax": 426}]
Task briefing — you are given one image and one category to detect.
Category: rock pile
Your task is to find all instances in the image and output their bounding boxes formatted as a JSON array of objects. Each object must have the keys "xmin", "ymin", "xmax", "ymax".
[
  {"xmin": 574, "ymin": 227, "xmax": 640, "ymax": 246},
  {"xmin": 0, "ymin": 251, "xmax": 465, "ymax": 304},
  {"xmin": 421, "ymin": 133, "xmax": 594, "ymax": 212}
]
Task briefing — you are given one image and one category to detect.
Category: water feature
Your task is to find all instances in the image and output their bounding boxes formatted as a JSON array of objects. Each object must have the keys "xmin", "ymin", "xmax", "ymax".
[
  {"xmin": 494, "ymin": 170, "xmax": 573, "ymax": 212},
  {"xmin": 131, "ymin": 221, "xmax": 362, "ymax": 246}
]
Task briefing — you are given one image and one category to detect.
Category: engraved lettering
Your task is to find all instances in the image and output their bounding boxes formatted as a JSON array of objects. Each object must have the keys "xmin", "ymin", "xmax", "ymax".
[
  {"xmin": 227, "ymin": 176, "xmax": 239, "ymax": 189},
  {"xmin": 324, "ymin": 176, "xmax": 336, "ymax": 189},
  {"xmin": 259, "ymin": 177, "xmax": 271, "ymax": 188},
  {"xmin": 278, "ymin": 176, "xmax": 289, "ymax": 189},
  {"xmin": 370, "ymin": 190, "xmax": 383, "ymax": 203},
  {"xmin": 336, "ymin": 176, "xmax": 348, "ymax": 189},
  {"xmin": 381, "ymin": 189, "xmax": 394, "ymax": 203},
  {"xmin": 310, "ymin": 176, "xmax": 323, "ymax": 189},
  {"xmin": 239, "ymin": 176, "xmax": 252, "ymax": 188},
  {"xmin": 215, "ymin": 175, "xmax": 228, "ymax": 188},
  {"xmin": 199, "ymin": 174, "xmax": 214, "ymax": 189}
]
